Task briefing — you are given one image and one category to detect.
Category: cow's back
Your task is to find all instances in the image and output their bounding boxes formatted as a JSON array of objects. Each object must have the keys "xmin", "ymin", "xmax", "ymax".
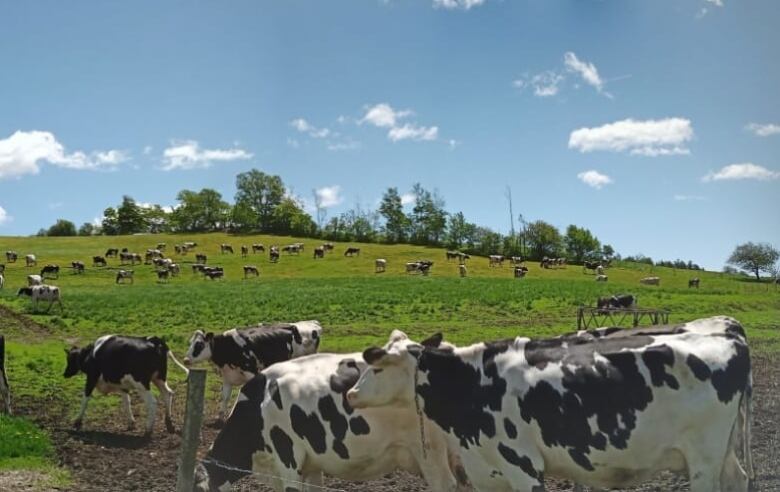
[{"xmin": 92, "ymin": 336, "xmax": 168, "ymax": 384}]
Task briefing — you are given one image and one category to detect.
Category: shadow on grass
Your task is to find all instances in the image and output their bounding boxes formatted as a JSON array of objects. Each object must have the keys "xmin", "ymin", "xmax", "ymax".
[{"xmin": 67, "ymin": 429, "xmax": 151, "ymax": 450}]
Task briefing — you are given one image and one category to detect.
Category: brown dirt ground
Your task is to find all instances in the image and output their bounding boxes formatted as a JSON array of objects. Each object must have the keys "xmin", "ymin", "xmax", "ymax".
[{"xmin": 2, "ymin": 352, "xmax": 778, "ymax": 492}]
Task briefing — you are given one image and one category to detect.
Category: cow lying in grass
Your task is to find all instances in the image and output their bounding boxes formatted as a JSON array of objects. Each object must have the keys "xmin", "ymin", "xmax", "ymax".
[
  {"xmin": 63, "ymin": 335, "xmax": 188, "ymax": 435},
  {"xmin": 348, "ymin": 317, "xmax": 753, "ymax": 492},
  {"xmin": 193, "ymin": 331, "xmax": 470, "ymax": 492}
]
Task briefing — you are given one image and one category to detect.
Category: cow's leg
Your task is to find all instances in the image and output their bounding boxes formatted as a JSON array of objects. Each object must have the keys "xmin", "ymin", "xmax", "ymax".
[
  {"xmin": 74, "ymin": 375, "xmax": 98, "ymax": 430},
  {"xmin": 131, "ymin": 382, "xmax": 158, "ymax": 436},
  {"xmin": 220, "ymin": 382, "xmax": 233, "ymax": 420},
  {"xmin": 417, "ymin": 436, "xmax": 459, "ymax": 491},
  {"xmin": 153, "ymin": 378, "xmax": 176, "ymax": 433},
  {"xmin": 720, "ymin": 449, "xmax": 749, "ymax": 492},
  {"xmin": 122, "ymin": 392, "xmax": 136, "ymax": 430}
]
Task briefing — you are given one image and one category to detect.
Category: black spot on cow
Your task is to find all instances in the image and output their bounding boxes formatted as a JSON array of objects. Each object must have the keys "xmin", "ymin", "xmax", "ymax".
[
  {"xmin": 290, "ymin": 404, "xmax": 327, "ymax": 454},
  {"xmin": 711, "ymin": 340, "xmax": 751, "ymax": 404},
  {"xmin": 270, "ymin": 426, "xmax": 297, "ymax": 470},
  {"xmin": 490, "ymin": 470, "xmax": 503, "ymax": 478},
  {"xmin": 641, "ymin": 345, "xmax": 679, "ymax": 390},
  {"xmin": 349, "ymin": 416, "xmax": 370, "ymax": 435},
  {"xmin": 269, "ymin": 379, "xmax": 283, "ymax": 410},
  {"xmin": 417, "ymin": 340, "xmax": 511, "ymax": 448},
  {"xmin": 723, "ymin": 319, "xmax": 747, "ymax": 340},
  {"xmin": 687, "ymin": 353, "xmax": 711, "ymax": 381},
  {"xmin": 202, "ymin": 374, "xmax": 267, "ymax": 488},
  {"xmin": 332, "ymin": 440, "xmax": 350, "ymax": 459},
  {"xmin": 329, "ymin": 359, "xmax": 361, "ymax": 393},
  {"xmin": 497, "ymin": 443, "xmax": 541, "ymax": 481},
  {"xmin": 504, "ymin": 418, "xmax": 517, "ymax": 439},
  {"xmin": 318, "ymin": 395, "xmax": 348, "ymax": 439}
]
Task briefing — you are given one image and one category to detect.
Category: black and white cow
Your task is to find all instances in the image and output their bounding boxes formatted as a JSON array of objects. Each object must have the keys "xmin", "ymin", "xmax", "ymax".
[
  {"xmin": 71, "ymin": 261, "xmax": 85, "ymax": 274},
  {"xmin": 640, "ymin": 276, "xmax": 661, "ymax": 286},
  {"xmin": 689, "ymin": 278, "xmax": 701, "ymax": 288},
  {"xmin": 0, "ymin": 335, "xmax": 10, "ymax": 414},
  {"xmin": 313, "ymin": 246, "xmax": 325, "ymax": 259},
  {"xmin": 193, "ymin": 332, "xmax": 469, "ymax": 492},
  {"xmin": 92, "ymin": 255, "xmax": 107, "ymax": 267},
  {"xmin": 489, "ymin": 255, "xmax": 504, "ymax": 267},
  {"xmin": 243, "ymin": 265, "xmax": 260, "ymax": 278},
  {"xmin": 115, "ymin": 270, "xmax": 134, "ymax": 284},
  {"xmin": 196, "ymin": 253, "xmax": 208, "ymax": 264},
  {"xmin": 349, "ymin": 317, "xmax": 753, "ymax": 492},
  {"xmin": 25, "ymin": 254, "xmax": 37, "ymax": 267},
  {"xmin": 220, "ymin": 244, "xmax": 234, "ymax": 254},
  {"xmin": 6, "ymin": 251, "xmax": 18, "ymax": 263},
  {"xmin": 184, "ymin": 322, "xmax": 323, "ymax": 418},
  {"xmin": 105, "ymin": 248, "xmax": 119, "ymax": 258},
  {"xmin": 344, "ymin": 247, "xmax": 360, "ymax": 257},
  {"xmin": 40, "ymin": 264, "xmax": 60, "ymax": 279},
  {"xmin": 17, "ymin": 285, "xmax": 63, "ymax": 312},
  {"xmin": 63, "ymin": 335, "xmax": 188, "ymax": 435},
  {"xmin": 0, "ymin": 273, "xmax": 4, "ymax": 290},
  {"xmin": 252, "ymin": 243, "xmax": 265, "ymax": 254},
  {"xmin": 596, "ymin": 294, "xmax": 636, "ymax": 311}
]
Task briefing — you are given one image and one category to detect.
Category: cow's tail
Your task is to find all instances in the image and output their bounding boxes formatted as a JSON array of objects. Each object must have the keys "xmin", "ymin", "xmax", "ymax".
[
  {"xmin": 168, "ymin": 350, "xmax": 190, "ymax": 375},
  {"xmin": 742, "ymin": 370, "xmax": 755, "ymax": 487}
]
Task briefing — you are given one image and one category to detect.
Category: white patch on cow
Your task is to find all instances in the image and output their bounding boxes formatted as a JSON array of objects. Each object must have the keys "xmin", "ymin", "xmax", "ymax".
[
  {"xmin": 92, "ymin": 335, "xmax": 115, "ymax": 357},
  {"xmin": 224, "ymin": 328, "xmax": 247, "ymax": 347}
]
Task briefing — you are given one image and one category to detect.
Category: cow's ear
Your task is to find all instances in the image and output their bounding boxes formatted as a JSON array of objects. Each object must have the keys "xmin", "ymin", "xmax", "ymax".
[
  {"xmin": 420, "ymin": 333, "xmax": 443, "ymax": 348},
  {"xmin": 362, "ymin": 347, "xmax": 387, "ymax": 365}
]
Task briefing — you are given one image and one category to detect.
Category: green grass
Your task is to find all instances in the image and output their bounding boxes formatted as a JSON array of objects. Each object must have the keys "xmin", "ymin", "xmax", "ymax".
[
  {"xmin": 0, "ymin": 232, "xmax": 778, "ymax": 478},
  {"xmin": 0, "ymin": 414, "xmax": 70, "ymax": 488}
]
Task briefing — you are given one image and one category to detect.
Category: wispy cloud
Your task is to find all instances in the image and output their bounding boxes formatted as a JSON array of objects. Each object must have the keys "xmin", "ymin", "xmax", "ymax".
[
  {"xmin": 568, "ymin": 118, "xmax": 694, "ymax": 156},
  {"xmin": 0, "ymin": 130, "xmax": 127, "ymax": 179},
  {"xmin": 564, "ymin": 52, "xmax": 610, "ymax": 97},
  {"xmin": 432, "ymin": 0, "xmax": 486, "ymax": 10},
  {"xmin": 361, "ymin": 103, "xmax": 440, "ymax": 143},
  {"xmin": 746, "ymin": 123, "xmax": 780, "ymax": 137},
  {"xmin": 577, "ymin": 170, "xmax": 613, "ymax": 189},
  {"xmin": 513, "ymin": 71, "xmax": 564, "ymax": 97},
  {"xmin": 514, "ymin": 52, "xmax": 613, "ymax": 99},
  {"xmin": 326, "ymin": 139, "xmax": 360, "ymax": 151},
  {"xmin": 161, "ymin": 140, "xmax": 252, "ymax": 171},
  {"xmin": 400, "ymin": 193, "xmax": 416, "ymax": 205},
  {"xmin": 0, "ymin": 205, "xmax": 10, "ymax": 225},
  {"xmin": 315, "ymin": 185, "xmax": 344, "ymax": 208},
  {"xmin": 290, "ymin": 118, "xmax": 331, "ymax": 139},
  {"xmin": 673, "ymin": 194, "xmax": 706, "ymax": 201},
  {"xmin": 702, "ymin": 163, "xmax": 780, "ymax": 182}
]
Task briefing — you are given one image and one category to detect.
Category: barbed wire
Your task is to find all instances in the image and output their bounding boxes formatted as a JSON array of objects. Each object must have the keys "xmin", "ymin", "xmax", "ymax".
[{"xmin": 198, "ymin": 457, "xmax": 348, "ymax": 492}]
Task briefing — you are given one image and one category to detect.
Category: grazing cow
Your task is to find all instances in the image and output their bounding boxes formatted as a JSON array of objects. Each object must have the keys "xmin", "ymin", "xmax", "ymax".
[
  {"xmin": 596, "ymin": 265, "xmax": 605, "ymax": 275},
  {"xmin": 509, "ymin": 256, "xmax": 524, "ymax": 266},
  {"xmin": 640, "ymin": 276, "xmax": 661, "ymax": 286},
  {"xmin": 557, "ymin": 257, "xmax": 567, "ymax": 267},
  {"xmin": 313, "ymin": 246, "xmax": 325, "ymax": 259},
  {"xmin": 0, "ymin": 264, "xmax": 4, "ymax": 274},
  {"xmin": 349, "ymin": 318, "xmax": 754, "ymax": 492},
  {"xmin": 174, "ymin": 244, "xmax": 183, "ymax": 255},
  {"xmin": 105, "ymin": 248, "xmax": 119, "ymax": 258},
  {"xmin": 0, "ymin": 335, "xmax": 9, "ymax": 414},
  {"xmin": 375, "ymin": 258, "xmax": 387, "ymax": 273},
  {"xmin": 63, "ymin": 335, "xmax": 187, "ymax": 435},
  {"xmin": 115, "ymin": 270, "xmax": 134, "ymax": 284},
  {"xmin": 243, "ymin": 265, "xmax": 260, "ymax": 279},
  {"xmin": 71, "ymin": 261, "xmax": 85, "ymax": 274},
  {"xmin": 220, "ymin": 244, "xmax": 234, "ymax": 254},
  {"xmin": 459, "ymin": 264, "xmax": 467, "ymax": 277},
  {"xmin": 205, "ymin": 270, "xmax": 224, "ymax": 280},
  {"xmin": 282, "ymin": 244, "xmax": 301, "ymax": 255},
  {"xmin": 270, "ymin": 247, "xmax": 280, "ymax": 263},
  {"xmin": 689, "ymin": 278, "xmax": 700, "ymax": 289},
  {"xmin": 406, "ymin": 260, "xmax": 433, "ymax": 275},
  {"xmin": 240, "ymin": 245, "xmax": 249, "ymax": 258},
  {"xmin": 583, "ymin": 260, "xmax": 601, "ymax": 274},
  {"xmin": 17, "ymin": 285, "xmax": 63, "ymax": 312},
  {"xmin": 540, "ymin": 257, "xmax": 554, "ymax": 269},
  {"xmin": 156, "ymin": 269, "xmax": 170, "ymax": 282},
  {"xmin": 0, "ymin": 273, "xmax": 4, "ymax": 290},
  {"xmin": 193, "ymin": 332, "xmax": 467, "ymax": 492},
  {"xmin": 596, "ymin": 274, "xmax": 608, "ymax": 282},
  {"xmin": 119, "ymin": 252, "xmax": 140, "ymax": 265},
  {"xmin": 6, "ymin": 251, "xmax": 18, "ymax": 263},
  {"xmin": 156, "ymin": 243, "xmax": 166, "ymax": 251},
  {"xmin": 344, "ymin": 247, "xmax": 361, "ymax": 257},
  {"xmin": 40, "ymin": 264, "xmax": 60, "ymax": 279},
  {"xmin": 514, "ymin": 266, "xmax": 529, "ymax": 278},
  {"xmin": 252, "ymin": 243, "xmax": 265, "ymax": 254},
  {"xmin": 196, "ymin": 253, "xmax": 207, "ymax": 264},
  {"xmin": 183, "ymin": 324, "xmax": 317, "ymax": 418},
  {"xmin": 597, "ymin": 294, "xmax": 637, "ymax": 311},
  {"xmin": 446, "ymin": 250, "xmax": 460, "ymax": 261},
  {"xmin": 184, "ymin": 241, "xmax": 197, "ymax": 249},
  {"xmin": 323, "ymin": 242, "xmax": 335, "ymax": 251},
  {"xmin": 25, "ymin": 254, "xmax": 37, "ymax": 267},
  {"xmin": 27, "ymin": 274, "xmax": 43, "ymax": 286},
  {"xmin": 92, "ymin": 255, "xmax": 107, "ymax": 267},
  {"xmin": 191, "ymin": 263, "xmax": 207, "ymax": 274},
  {"xmin": 168, "ymin": 263, "xmax": 180, "ymax": 276},
  {"xmin": 489, "ymin": 255, "xmax": 504, "ymax": 267},
  {"xmin": 458, "ymin": 252, "xmax": 471, "ymax": 264}
]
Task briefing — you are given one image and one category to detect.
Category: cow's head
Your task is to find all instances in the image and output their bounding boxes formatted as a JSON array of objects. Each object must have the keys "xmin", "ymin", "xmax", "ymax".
[
  {"xmin": 289, "ymin": 320, "xmax": 323, "ymax": 357},
  {"xmin": 194, "ymin": 373, "xmax": 267, "ymax": 492},
  {"xmin": 347, "ymin": 330, "xmax": 444, "ymax": 409},
  {"xmin": 184, "ymin": 330, "xmax": 214, "ymax": 366},
  {"xmin": 63, "ymin": 346, "xmax": 87, "ymax": 377}
]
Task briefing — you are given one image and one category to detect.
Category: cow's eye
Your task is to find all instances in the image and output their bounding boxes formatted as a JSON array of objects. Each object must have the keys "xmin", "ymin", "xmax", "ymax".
[{"xmin": 373, "ymin": 368, "xmax": 384, "ymax": 374}]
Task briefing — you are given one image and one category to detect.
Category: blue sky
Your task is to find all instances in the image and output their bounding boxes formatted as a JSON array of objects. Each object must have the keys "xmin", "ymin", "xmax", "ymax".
[{"xmin": 1, "ymin": 0, "xmax": 778, "ymax": 270}]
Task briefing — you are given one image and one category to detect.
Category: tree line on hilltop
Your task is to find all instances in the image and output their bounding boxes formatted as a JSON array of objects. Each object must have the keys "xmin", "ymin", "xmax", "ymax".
[{"xmin": 36, "ymin": 168, "xmax": 718, "ymax": 270}]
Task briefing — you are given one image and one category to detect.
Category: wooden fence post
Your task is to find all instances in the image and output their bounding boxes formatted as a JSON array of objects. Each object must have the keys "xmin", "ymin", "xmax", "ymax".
[{"xmin": 176, "ymin": 368, "xmax": 206, "ymax": 492}]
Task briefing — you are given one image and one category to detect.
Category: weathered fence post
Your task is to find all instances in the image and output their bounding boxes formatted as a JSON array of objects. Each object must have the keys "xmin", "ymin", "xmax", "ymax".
[{"xmin": 176, "ymin": 368, "xmax": 206, "ymax": 492}]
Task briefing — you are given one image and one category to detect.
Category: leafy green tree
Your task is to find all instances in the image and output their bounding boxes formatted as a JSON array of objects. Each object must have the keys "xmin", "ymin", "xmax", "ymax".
[
  {"xmin": 409, "ymin": 183, "xmax": 447, "ymax": 245},
  {"xmin": 235, "ymin": 170, "xmax": 285, "ymax": 232},
  {"xmin": 228, "ymin": 201, "xmax": 257, "ymax": 233},
  {"xmin": 564, "ymin": 224, "xmax": 601, "ymax": 263},
  {"xmin": 78, "ymin": 222, "xmax": 96, "ymax": 236},
  {"xmin": 116, "ymin": 196, "xmax": 147, "ymax": 235},
  {"xmin": 171, "ymin": 189, "xmax": 230, "ymax": 232},
  {"xmin": 446, "ymin": 212, "xmax": 468, "ymax": 250},
  {"xmin": 378, "ymin": 187, "xmax": 409, "ymax": 243},
  {"xmin": 525, "ymin": 220, "xmax": 562, "ymax": 260},
  {"xmin": 727, "ymin": 242, "xmax": 780, "ymax": 281},
  {"xmin": 47, "ymin": 219, "xmax": 77, "ymax": 236},
  {"xmin": 101, "ymin": 207, "xmax": 119, "ymax": 235},
  {"xmin": 271, "ymin": 196, "xmax": 316, "ymax": 236},
  {"xmin": 472, "ymin": 226, "xmax": 503, "ymax": 256},
  {"xmin": 602, "ymin": 244, "xmax": 615, "ymax": 257},
  {"xmin": 142, "ymin": 205, "xmax": 171, "ymax": 233}
]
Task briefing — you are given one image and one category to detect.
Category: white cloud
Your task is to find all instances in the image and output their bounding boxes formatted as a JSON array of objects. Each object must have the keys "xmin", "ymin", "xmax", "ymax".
[
  {"xmin": 0, "ymin": 130, "xmax": 127, "ymax": 179},
  {"xmin": 564, "ymin": 52, "xmax": 608, "ymax": 96},
  {"xmin": 432, "ymin": 0, "xmax": 486, "ymax": 10},
  {"xmin": 315, "ymin": 185, "xmax": 344, "ymax": 208},
  {"xmin": 326, "ymin": 140, "xmax": 360, "ymax": 151},
  {"xmin": 674, "ymin": 194, "xmax": 706, "ymax": 201},
  {"xmin": 290, "ymin": 118, "xmax": 330, "ymax": 139},
  {"xmin": 746, "ymin": 123, "xmax": 780, "ymax": 137},
  {"xmin": 361, "ymin": 103, "xmax": 413, "ymax": 129},
  {"xmin": 513, "ymin": 71, "xmax": 564, "ymax": 97},
  {"xmin": 577, "ymin": 170, "xmax": 613, "ymax": 189},
  {"xmin": 706, "ymin": 0, "xmax": 723, "ymax": 6},
  {"xmin": 702, "ymin": 163, "xmax": 780, "ymax": 182},
  {"xmin": 400, "ymin": 193, "xmax": 416, "ymax": 206},
  {"xmin": 388, "ymin": 124, "xmax": 439, "ymax": 142},
  {"xmin": 568, "ymin": 118, "xmax": 693, "ymax": 156},
  {"xmin": 0, "ymin": 205, "xmax": 10, "ymax": 225},
  {"xmin": 161, "ymin": 140, "xmax": 252, "ymax": 171},
  {"xmin": 143, "ymin": 146, "xmax": 153, "ymax": 155}
]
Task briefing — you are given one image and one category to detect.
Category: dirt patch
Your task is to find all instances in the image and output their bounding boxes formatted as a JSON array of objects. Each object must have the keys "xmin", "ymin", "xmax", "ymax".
[
  {"xmin": 0, "ymin": 304, "xmax": 51, "ymax": 338},
  {"xmin": 0, "ymin": 470, "xmax": 62, "ymax": 492},
  {"xmin": 5, "ymin": 354, "xmax": 779, "ymax": 492}
]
